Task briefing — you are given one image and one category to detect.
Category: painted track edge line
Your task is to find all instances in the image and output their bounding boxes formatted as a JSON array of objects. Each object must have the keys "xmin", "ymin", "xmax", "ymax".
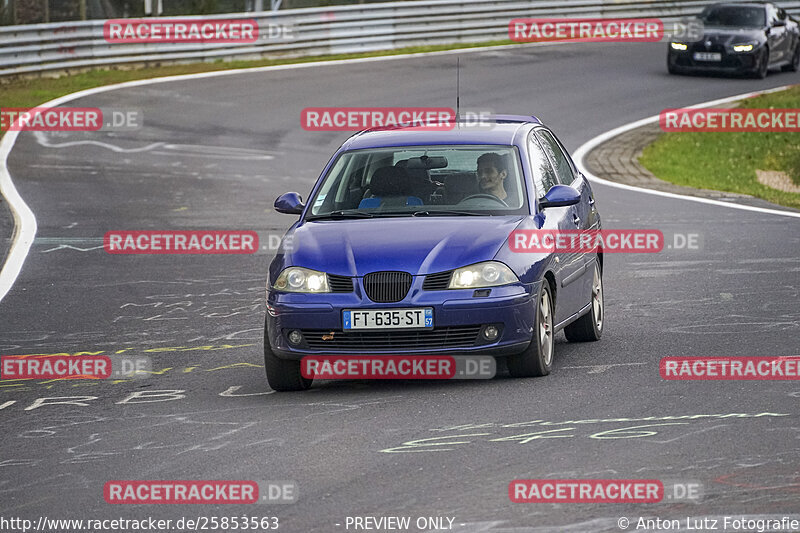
[
  {"xmin": 0, "ymin": 127, "xmax": 37, "ymax": 303},
  {"xmin": 573, "ymin": 83, "xmax": 800, "ymax": 220}
]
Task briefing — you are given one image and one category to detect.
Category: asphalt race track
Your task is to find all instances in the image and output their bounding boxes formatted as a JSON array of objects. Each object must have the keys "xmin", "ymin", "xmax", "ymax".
[{"xmin": 1, "ymin": 41, "xmax": 799, "ymax": 532}]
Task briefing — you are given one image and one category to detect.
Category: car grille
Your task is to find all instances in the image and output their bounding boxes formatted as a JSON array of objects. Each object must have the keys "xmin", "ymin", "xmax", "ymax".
[
  {"xmin": 422, "ymin": 271, "xmax": 452, "ymax": 290},
  {"xmin": 689, "ymin": 42, "xmax": 726, "ymax": 54},
  {"xmin": 301, "ymin": 326, "xmax": 482, "ymax": 350},
  {"xmin": 363, "ymin": 271, "xmax": 412, "ymax": 302},
  {"xmin": 327, "ymin": 273, "xmax": 354, "ymax": 293}
]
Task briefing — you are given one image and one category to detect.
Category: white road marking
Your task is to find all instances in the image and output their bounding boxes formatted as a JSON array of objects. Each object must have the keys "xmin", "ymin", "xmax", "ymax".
[
  {"xmin": 33, "ymin": 133, "xmax": 166, "ymax": 153},
  {"xmin": 562, "ymin": 362, "xmax": 645, "ymax": 373},
  {"xmin": 0, "ymin": 126, "xmax": 37, "ymax": 302},
  {"xmin": 41, "ymin": 244, "xmax": 104, "ymax": 253}
]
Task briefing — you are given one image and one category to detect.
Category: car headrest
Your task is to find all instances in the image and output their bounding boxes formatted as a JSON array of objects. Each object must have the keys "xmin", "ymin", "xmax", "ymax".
[{"xmin": 370, "ymin": 166, "xmax": 412, "ymax": 196}]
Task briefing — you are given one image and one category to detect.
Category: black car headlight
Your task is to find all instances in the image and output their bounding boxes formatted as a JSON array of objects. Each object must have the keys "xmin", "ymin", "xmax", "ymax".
[
  {"xmin": 449, "ymin": 261, "xmax": 519, "ymax": 289},
  {"xmin": 670, "ymin": 42, "xmax": 688, "ymax": 51},
  {"xmin": 273, "ymin": 267, "xmax": 331, "ymax": 293}
]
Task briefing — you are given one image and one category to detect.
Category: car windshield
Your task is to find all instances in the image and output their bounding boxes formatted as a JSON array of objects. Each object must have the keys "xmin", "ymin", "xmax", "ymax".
[
  {"xmin": 699, "ymin": 5, "xmax": 766, "ymax": 27},
  {"xmin": 306, "ymin": 145, "xmax": 528, "ymax": 218}
]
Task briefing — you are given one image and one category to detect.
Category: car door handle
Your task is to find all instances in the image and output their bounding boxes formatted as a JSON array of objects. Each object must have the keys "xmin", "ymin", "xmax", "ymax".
[
  {"xmin": 589, "ymin": 197, "xmax": 595, "ymax": 206},
  {"xmin": 573, "ymin": 214, "xmax": 581, "ymax": 226}
]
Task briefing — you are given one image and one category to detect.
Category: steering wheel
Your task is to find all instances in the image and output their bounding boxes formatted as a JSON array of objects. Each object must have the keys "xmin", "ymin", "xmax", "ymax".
[{"xmin": 458, "ymin": 194, "xmax": 509, "ymax": 207}]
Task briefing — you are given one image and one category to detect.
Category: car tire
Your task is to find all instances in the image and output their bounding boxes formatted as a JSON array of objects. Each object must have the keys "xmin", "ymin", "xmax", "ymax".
[
  {"xmin": 507, "ymin": 280, "xmax": 554, "ymax": 378},
  {"xmin": 782, "ymin": 43, "xmax": 800, "ymax": 72},
  {"xmin": 752, "ymin": 48, "xmax": 769, "ymax": 78},
  {"xmin": 264, "ymin": 320, "xmax": 313, "ymax": 391},
  {"xmin": 564, "ymin": 262, "xmax": 603, "ymax": 342}
]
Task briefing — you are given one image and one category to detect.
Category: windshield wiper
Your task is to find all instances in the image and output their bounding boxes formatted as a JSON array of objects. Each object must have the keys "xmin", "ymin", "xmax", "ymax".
[
  {"xmin": 306, "ymin": 210, "xmax": 374, "ymax": 220},
  {"xmin": 307, "ymin": 209, "xmax": 488, "ymax": 220},
  {"xmin": 412, "ymin": 210, "xmax": 487, "ymax": 216}
]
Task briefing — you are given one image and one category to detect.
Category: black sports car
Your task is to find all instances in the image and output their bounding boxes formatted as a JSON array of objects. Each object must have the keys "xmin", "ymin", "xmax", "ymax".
[{"xmin": 668, "ymin": 2, "xmax": 800, "ymax": 77}]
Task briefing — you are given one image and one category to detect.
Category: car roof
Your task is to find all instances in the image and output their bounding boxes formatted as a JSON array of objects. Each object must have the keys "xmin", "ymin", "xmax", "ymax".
[{"xmin": 340, "ymin": 115, "xmax": 542, "ymax": 151}]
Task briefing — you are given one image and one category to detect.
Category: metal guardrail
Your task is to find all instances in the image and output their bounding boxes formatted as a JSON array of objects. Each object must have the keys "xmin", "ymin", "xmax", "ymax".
[{"xmin": 0, "ymin": 0, "xmax": 799, "ymax": 78}]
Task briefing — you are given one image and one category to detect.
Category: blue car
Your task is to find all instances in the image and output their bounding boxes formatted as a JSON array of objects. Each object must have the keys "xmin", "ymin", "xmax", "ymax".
[{"xmin": 264, "ymin": 115, "xmax": 603, "ymax": 390}]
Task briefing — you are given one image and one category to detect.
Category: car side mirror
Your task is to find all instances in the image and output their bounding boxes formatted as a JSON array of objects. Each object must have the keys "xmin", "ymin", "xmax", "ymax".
[
  {"xmin": 538, "ymin": 184, "xmax": 581, "ymax": 209},
  {"xmin": 274, "ymin": 192, "xmax": 305, "ymax": 214},
  {"xmin": 773, "ymin": 19, "xmax": 786, "ymax": 27}
]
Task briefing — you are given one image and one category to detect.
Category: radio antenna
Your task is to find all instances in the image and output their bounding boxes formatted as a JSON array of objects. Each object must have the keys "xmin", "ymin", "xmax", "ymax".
[{"xmin": 456, "ymin": 58, "xmax": 460, "ymax": 123}]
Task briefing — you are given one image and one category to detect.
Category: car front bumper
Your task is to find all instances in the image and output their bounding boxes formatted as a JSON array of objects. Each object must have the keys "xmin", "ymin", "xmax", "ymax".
[
  {"xmin": 265, "ymin": 280, "xmax": 539, "ymax": 360},
  {"xmin": 669, "ymin": 47, "xmax": 760, "ymax": 72}
]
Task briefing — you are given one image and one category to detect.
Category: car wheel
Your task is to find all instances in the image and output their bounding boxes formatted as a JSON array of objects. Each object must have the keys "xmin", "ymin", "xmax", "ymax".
[
  {"xmin": 783, "ymin": 43, "xmax": 800, "ymax": 72},
  {"xmin": 264, "ymin": 319, "xmax": 313, "ymax": 391},
  {"xmin": 752, "ymin": 48, "xmax": 769, "ymax": 78},
  {"xmin": 564, "ymin": 262, "xmax": 603, "ymax": 342},
  {"xmin": 507, "ymin": 280, "xmax": 554, "ymax": 378}
]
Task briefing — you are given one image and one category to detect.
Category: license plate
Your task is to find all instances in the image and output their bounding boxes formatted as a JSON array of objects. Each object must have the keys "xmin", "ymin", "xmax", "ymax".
[
  {"xmin": 343, "ymin": 308, "xmax": 433, "ymax": 330},
  {"xmin": 693, "ymin": 52, "xmax": 721, "ymax": 62}
]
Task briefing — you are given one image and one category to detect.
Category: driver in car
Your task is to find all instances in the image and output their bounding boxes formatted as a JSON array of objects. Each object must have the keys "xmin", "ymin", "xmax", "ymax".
[{"xmin": 477, "ymin": 152, "xmax": 508, "ymax": 202}]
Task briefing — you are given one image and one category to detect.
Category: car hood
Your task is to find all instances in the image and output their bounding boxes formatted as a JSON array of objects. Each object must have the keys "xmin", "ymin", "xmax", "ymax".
[
  {"xmin": 698, "ymin": 26, "xmax": 765, "ymax": 44},
  {"xmin": 282, "ymin": 216, "xmax": 526, "ymax": 276}
]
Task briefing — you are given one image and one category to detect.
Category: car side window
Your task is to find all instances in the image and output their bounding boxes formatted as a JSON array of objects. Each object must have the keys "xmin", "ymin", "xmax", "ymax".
[
  {"xmin": 527, "ymin": 133, "xmax": 559, "ymax": 198},
  {"xmin": 536, "ymin": 129, "xmax": 576, "ymax": 186}
]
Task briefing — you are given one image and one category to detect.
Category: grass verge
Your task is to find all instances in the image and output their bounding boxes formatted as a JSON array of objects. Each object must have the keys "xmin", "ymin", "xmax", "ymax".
[{"xmin": 639, "ymin": 85, "xmax": 800, "ymax": 210}]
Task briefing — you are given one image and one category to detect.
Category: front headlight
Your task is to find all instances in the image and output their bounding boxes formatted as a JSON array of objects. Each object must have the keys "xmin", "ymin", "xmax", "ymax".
[
  {"xmin": 732, "ymin": 43, "xmax": 755, "ymax": 52},
  {"xmin": 273, "ymin": 267, "xmax": 330, "ymax": 293},
  {"xmin": 670, "ymin": 42, "xmax": 688, "ymax": 51},
  {"xmin": 449, "ymin": 261, "xmax": 519, "ymax": 289}
]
